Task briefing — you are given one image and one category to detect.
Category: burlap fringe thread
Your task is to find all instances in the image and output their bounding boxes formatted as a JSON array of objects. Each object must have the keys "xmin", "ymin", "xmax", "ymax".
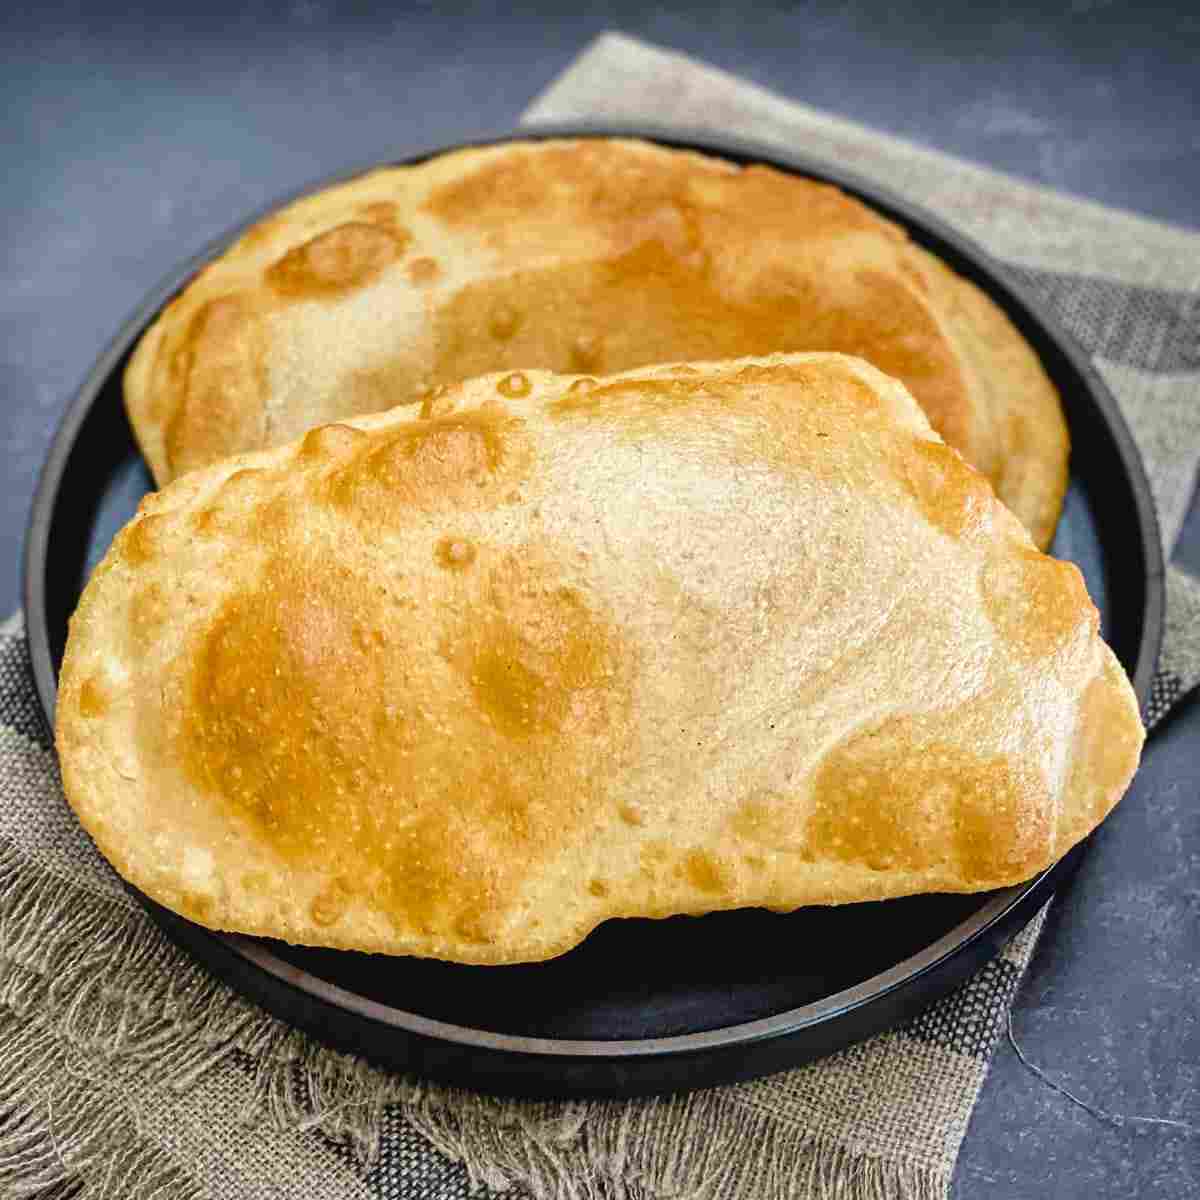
[{"xmin": 0, "ymin": 839, "xmax": 950, "ymax": 1200}]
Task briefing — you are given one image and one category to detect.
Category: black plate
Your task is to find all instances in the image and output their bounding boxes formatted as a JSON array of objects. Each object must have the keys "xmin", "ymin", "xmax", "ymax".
[{"xmin": 24, "ymin": 124, "xmax": 1164, "ymax": 1098}]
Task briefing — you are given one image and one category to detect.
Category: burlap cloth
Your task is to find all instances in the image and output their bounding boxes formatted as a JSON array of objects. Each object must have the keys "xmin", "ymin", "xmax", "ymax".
[{"xmin": 2, "ymin": 31, "xmax": 1198, "ymax": 1200}]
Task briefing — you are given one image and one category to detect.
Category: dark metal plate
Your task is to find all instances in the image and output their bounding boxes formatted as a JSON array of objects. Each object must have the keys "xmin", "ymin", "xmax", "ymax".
[{"xmin": 23, "ymin": 124, "xmax": 1164, "ymax": 1098}]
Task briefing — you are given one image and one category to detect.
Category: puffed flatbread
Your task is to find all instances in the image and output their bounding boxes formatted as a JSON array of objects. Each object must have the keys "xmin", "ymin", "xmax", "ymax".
[
  {"xmin": 124, "ymin": 137, "xmax": 1068, "ymax": 548},
  {"xmin": 60, "ymin": 354, "xmax": 1139, "ymax": 965}
]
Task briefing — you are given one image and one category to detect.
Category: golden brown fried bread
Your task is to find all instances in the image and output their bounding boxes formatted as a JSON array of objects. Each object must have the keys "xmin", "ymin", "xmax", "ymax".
[
  {"xmin": 124, "ymin": 138, "xmax": 1068, "ymax": 548},
  {"xmin": 61, "ymin": 355, "xmax": 1136, "ymax": 965}
]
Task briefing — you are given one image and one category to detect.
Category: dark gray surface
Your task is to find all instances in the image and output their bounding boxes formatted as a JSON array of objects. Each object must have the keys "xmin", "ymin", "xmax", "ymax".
[
  {"xmin": 4, "ymin": 2, "xmax": 1197, "ymax": 1196},
  {"xmin": 956, "ymin": 690, "xmax": 1200, "ymax": 1200}
]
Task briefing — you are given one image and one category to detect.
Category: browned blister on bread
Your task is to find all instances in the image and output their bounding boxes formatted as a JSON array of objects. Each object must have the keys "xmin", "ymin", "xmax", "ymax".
[
  {"xmin": 124, "ymin": 138, "xmax": 1068, "ymax": 547},
  {"xmin": 61, "ymin": 354, "xmax": 1136, "ymax": 964}
]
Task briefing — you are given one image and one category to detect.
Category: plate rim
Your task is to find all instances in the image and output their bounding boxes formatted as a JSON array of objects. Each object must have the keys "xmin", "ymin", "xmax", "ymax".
[{"xmin": 23, "ymin": 121, "xmax": 1166, "ymax": 1071}]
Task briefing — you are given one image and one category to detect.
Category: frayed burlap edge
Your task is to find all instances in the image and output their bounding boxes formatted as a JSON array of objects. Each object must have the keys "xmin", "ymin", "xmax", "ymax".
[
  {"xmin": 406, "ymin": 1090, "xmax": 952, "ymax": 1200},
  {"xmin": 0, "ymin": 1008, "xmax": 207, "ymax": 1200},
  {"xmin": 0, "ymin": 836, "xmax": 958, "ymax": 1200},
  {"xmin": 0, "ymin": 839, "xmax": 402, "ymax": 1165}
]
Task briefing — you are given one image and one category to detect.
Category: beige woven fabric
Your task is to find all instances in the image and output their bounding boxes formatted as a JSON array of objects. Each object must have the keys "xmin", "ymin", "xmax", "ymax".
[{"xmin": 2, "ymin": 32, "xmax": 1198, "ymax": 1200}]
